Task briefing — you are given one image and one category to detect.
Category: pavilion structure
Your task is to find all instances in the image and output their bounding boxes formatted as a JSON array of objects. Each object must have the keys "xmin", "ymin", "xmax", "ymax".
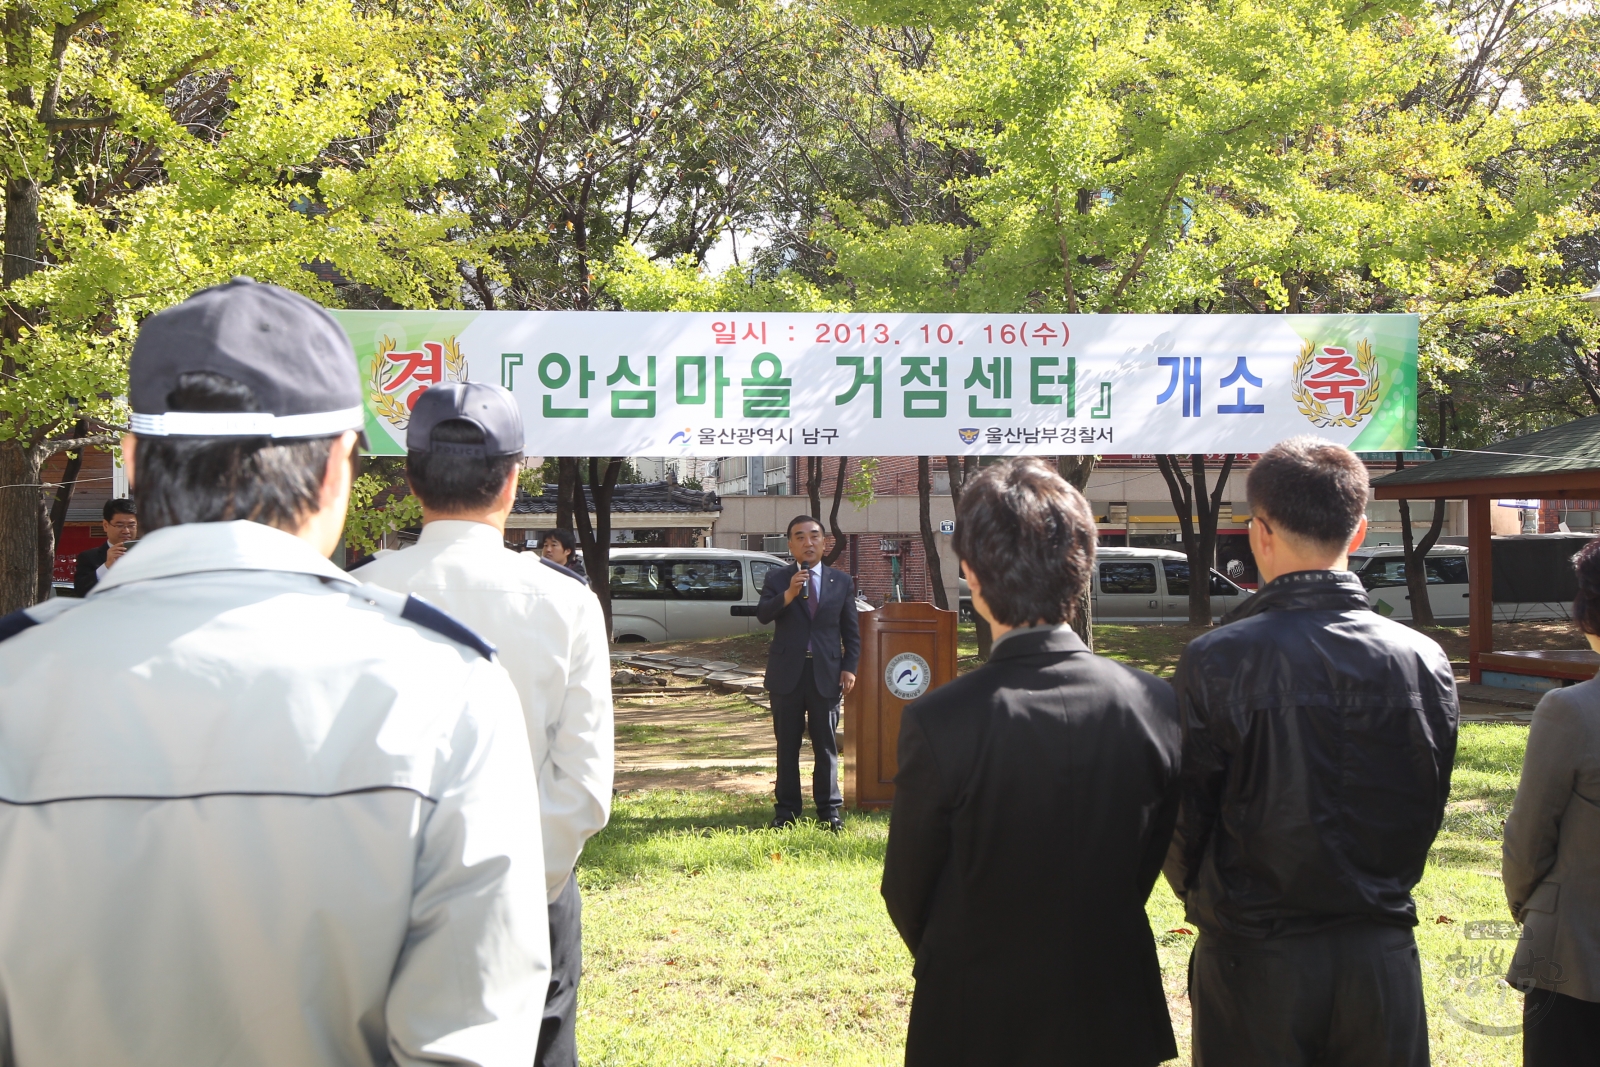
[{"xmin": 1370, "ymin": 414, "xmax": 1600, "ymax": 685}]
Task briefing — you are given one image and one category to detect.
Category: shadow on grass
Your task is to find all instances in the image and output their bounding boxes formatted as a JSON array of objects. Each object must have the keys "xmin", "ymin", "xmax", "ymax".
[{"xmin": 580, "ymin": 790, "xmax": 891, "ymax": 889}]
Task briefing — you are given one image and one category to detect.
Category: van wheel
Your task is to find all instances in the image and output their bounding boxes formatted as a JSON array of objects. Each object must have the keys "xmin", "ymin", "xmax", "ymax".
[{"xmin": 615, "ymin": 634, "xmax": 647, "ymax": 644}]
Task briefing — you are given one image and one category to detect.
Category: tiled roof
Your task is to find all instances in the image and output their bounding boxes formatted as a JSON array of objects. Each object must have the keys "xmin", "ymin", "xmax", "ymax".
[
  {"xmin": 511, "ymin": 480, "xmax": 722, "ymax": 516},
  {"xmin": 1371, "ymin": 415, "xmax": 1600, "ymax": 488}
]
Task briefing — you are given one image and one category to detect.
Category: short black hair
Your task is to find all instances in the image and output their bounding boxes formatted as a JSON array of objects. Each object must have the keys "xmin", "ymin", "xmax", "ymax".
[
  {"xmin": 786, "ymin": 514, "xmax": 823, "ymax": 537},
  {"xmin": 1246, "ymin": 436, "xmax": 1370, "ymax": 549},
  {"xmin": 133, "ymin": 371, "xmax": 341, "ymax": 533},
  {"xmin": 1572, "ymin": 538, "xmax": 1600, "ymax": 635},
  {"xmin": 406, "ymin": 419, "xmax": 522, "ymax": 513},
  {"xmin": 951, "ymin": 458, "xmax": 1097, "ymax": 627},
  {"xmin": 541, "ymin": 528, "xmax": 578, "ymax": 553},
  {"xmin": 103, "ymin": 498, "xmax": 135, "ymax": 522}
]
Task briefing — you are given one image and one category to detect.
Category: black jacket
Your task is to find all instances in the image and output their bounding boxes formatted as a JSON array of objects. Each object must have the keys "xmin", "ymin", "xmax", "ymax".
[
  {"xmin": 72, "ymin": 543, "xmax": 109, "ymax": 598},
  {"xmin": 755, "ymin": 562, "xmax": 861, "ymax": 698},
  {"xmin": 882, "ymin": 627, "xmax": 1181, "ymax": 1067},
  {"xmin": 1163, "ymin": 570, "xmax": 1459, "ymax": 939}
]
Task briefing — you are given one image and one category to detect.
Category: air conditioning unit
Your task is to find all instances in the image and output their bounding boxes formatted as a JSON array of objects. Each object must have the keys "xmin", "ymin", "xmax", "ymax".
[{"xmin": 763, "ymin": 535, "xmax": 787, "ymax": 554}]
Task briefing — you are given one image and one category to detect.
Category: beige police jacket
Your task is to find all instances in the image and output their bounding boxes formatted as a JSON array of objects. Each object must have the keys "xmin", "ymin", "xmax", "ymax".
[
  {"xmin": 355, "ymin": 521, "xmax": 613, "ymax": 902},
  {"xmin": 0, "ymin": 520, "xmax": 550, "ymax": 1067}
]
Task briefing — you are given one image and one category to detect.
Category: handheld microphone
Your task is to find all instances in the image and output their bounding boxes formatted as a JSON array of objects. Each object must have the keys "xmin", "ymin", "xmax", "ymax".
[{"xmin": 799, "ymin": 559, "xmax": 813, "ymax": 599}]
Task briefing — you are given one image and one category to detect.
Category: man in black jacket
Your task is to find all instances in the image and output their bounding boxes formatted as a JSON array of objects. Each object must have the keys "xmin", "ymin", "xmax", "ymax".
[
  {"xmin": 73, "ymin": 498, "xmax": 137, "ymax": 597},
  {"xmin": 883, "ymin": 459, "xmax": 1182, "ymax": 1067},
  {"xmin": 756, "ymin": 515, "xmax": 860, "ymax": 830},
  {"xmin": 1164, "ymin": 437, "xmax": 1459, "ymax": 1067}
]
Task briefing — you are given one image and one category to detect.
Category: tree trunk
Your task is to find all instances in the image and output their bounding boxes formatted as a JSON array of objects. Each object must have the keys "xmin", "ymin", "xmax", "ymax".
[
  {"xmin": 1057, "ymin": 456, "xmax": 1097, "ymax": 650},
  {"xmin": 0, "ymin": 443, "xmax": 44, "ymax": 614},
  {"xmin": 39, "ymin": 424, "xmax": 87, "ymax": 601},
  {"xmin": 947, "ymin": 455, "xmax": 992, "ymax": 658},
  {"xmin": 917, "ymin": 457, "xmax": 949, "ymax": 609},
  {"xmin": 806, "ymin": 457, "xmax": 822, "ymax": 522},
  {"xmin": 1157, "ymin": 454, "xmax": 1235, "ymax": 627},
  {"xmin": 573, "ymin": 457, "xmax": 623, "ymax": 638},
  {"xmin": 822, "ymin": 457, "xmax": 848, "ymax": 566},
  {"xmin": 556, "ymin": 457, "xmax": 577, "ymax": 530},
  {"xmin": 1395, "ymin": 453, "xmax": 1446, "ymax": 627}
]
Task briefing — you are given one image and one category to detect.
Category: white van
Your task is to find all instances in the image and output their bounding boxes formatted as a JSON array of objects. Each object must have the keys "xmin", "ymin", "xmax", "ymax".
[
  {"xmin": 1092, "ymin": 547, "xmax": 1253, "ymax": 624},
  {"xmin": 605, "ymin": 547, "xmax": 788, "ymax": 643},
  {"xmin": 1345, "ymin": 543, "xmax": 1567, "ymax": 623}
]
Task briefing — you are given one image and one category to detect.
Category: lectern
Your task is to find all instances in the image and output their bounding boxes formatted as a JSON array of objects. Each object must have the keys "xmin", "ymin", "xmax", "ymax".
[{"xmin": 843, "ymin": 600, "xmax": 959, "ymax": 809}]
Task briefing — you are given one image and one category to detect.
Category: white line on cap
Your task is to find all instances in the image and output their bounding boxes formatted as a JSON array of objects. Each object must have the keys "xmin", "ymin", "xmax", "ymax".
[{"xmin": 129, "ymin": 405, "xmax": 365, "ymax": 438}]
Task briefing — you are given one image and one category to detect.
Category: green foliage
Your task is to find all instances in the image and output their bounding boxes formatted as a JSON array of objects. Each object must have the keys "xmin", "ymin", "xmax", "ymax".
[
  {"xmin": 0, "ymin": 0, "xmax": 499, "ymax": 446},
  {"xmin": 600, "ymin": 244, "xmax": 847, "ymax": 312},
  {"xmin": 517, "ymin": 464, "xmax": 545, "ymax": 498},
  {"xmin": 343, "ymin": 465, "xmax": 422, "ymax": 556},
  {"xmin": 845, "ymin": 455, "xmax": 881, "ymax": 509}
]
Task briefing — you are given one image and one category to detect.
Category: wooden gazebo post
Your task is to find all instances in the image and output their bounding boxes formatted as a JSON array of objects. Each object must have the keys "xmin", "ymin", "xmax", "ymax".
[
  {"xmin": 1371, "ymin": 415, "xmax": 1600, "ymax": 687},
  {"xmin": 1466, "ymin": 495, "xmax": 1493, "ymax": 683}
]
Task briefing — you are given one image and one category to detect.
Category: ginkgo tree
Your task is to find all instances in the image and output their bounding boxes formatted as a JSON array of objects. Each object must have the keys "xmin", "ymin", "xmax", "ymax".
[{"xmin": 0, "ymin": 0, "xmax": 497, "ymax": 612}]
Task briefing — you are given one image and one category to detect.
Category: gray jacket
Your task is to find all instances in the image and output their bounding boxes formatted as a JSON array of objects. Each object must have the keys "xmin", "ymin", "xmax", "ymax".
[{"xmin": 1504, "ymin": 678, "xmax": 1600, "ymax": 1002}]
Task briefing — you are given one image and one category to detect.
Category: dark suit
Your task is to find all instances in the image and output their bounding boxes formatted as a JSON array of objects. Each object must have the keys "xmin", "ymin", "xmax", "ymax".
[
  {"xmin": 72, "ymin": 543, "xmax": 109, "ymax": 598},
  {"xmin": 882, "ymin": 626, "xmax": 1182, "ymax": 1067},
  {"xmin": 756, "ymin": 562, "xmax": 861, "ymax": 820}
]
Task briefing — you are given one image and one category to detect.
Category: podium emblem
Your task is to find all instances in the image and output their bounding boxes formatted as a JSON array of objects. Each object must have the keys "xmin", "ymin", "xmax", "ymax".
[{"xmin": 885, "ymin": 652, "xmax": 932, "ymax": 701}]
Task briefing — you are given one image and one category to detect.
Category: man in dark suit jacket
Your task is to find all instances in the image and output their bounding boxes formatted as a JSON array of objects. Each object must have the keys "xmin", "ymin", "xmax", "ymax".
[
  {"xmin": 73, "ymin": 498, "xmax": 137, "ymax": 597},
  {"xmin": 882, "ymin": 459, "xmax": 1182, "ymax": 1067},
  {"xmin": 756, "ymin": 514, "xmax": 861, "ymax": 830}
]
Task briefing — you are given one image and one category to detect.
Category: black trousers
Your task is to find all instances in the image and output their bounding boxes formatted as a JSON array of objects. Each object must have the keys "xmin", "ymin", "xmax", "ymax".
[
  {"xmin": 1525, "ymin": 988, "xmax": 1600, "ymax": 1066},
  {"xmin": 771, "ymin": 658, "xmax": 841, "ymax": 820},
  {"xmin": 1190, "ymin": 922, "xmax": 1428, "ymax": 1067},
  {"xmin": 535, "ymin": 871, "xmax": 583, "ymax": 1067}
]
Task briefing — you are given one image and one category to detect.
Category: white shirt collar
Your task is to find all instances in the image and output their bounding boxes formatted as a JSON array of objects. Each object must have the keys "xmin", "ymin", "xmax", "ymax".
[
  {"xmin": 91, "ymin": 520, "xmax": 353, "ymax": 594},
  {"xmin": 415, "ymin": 519, "xmax": 507, "ymax": 549}
]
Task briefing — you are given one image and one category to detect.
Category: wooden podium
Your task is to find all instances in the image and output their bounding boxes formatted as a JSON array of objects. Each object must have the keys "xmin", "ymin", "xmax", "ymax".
[{"xmin": 843, "ymin": 601, "xmax": 959, "ymax": 809}]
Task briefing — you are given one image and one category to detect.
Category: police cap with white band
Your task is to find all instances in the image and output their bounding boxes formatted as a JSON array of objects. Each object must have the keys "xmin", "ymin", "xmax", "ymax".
[
  {"xmin": 129, "ymin": 277, "xmax": 364, "ymax": 439},
  {"xmin": 407, "ymin": 381, "xmax": 524, "ymax": 458}
]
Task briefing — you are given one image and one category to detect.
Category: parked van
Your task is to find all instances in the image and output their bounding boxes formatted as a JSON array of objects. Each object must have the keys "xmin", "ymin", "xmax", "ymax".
[
  {"xmin": 1092, "ymin": 547, "xmax": 1253, "ymax": 624},
  {"xmin": 1346, "ymin": 543, "xmax": 1567, "ymax": 623},
  {"xmin": 605, "ymin": 547, "xmax": 788, "ymax": 643}
]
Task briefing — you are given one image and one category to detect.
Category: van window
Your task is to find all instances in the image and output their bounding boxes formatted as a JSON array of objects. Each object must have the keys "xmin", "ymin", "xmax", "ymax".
[
  {"xmin": 1163, "ymin": 560, "xmax": 1190, "ymax": 596},
  {"xmin": 609, "ymin": 561, "xmax": 663, "ymax": 599},
  {"xmin": 664, "ymin": 560, "xmax": 744, "ymax": 601},
  {"xmin": 1428, "ymin": 556, "xmax": 1468, "ymax": 585},
  {"xmin": 749, "ymin": 559, "xmax": 779, "ymax": 594},
  {"xmin": 1357, "ymin": 556, "xmax": 1468, "ymax": 590},
  {"xmin": 1164, "ymin": 559, "xmax": 1242, "ymax": 598},
  {"xmin": 1100, "ymin": 560, "xmax": 1157, "ymax": 594}
]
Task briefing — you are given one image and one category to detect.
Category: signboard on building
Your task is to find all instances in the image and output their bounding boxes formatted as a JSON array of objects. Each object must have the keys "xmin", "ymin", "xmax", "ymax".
[{"xmin": 332, "ymin": 311, "xmax": 1418, "ymax": 457}]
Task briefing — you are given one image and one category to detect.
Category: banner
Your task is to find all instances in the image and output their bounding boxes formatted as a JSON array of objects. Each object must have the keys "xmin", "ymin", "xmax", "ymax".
[{"xmin": 330, "ymin": 311, "xmax": 1417, "ymax": 456}]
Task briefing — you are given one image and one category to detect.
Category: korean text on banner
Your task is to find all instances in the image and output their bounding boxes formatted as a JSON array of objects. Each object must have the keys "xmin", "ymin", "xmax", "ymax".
[{"xmin": 331, "ymin": 312, "xmax": 1417, "ymax": 457}]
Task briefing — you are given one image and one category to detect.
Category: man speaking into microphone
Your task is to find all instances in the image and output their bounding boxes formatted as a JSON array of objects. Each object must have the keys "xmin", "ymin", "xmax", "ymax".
[{"xmin": 757, "ymin": 515, "xmax": 861, "ymax": 830}]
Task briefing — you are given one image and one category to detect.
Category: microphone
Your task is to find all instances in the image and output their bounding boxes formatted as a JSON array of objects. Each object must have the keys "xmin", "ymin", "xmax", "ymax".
[{"xmin": 799, "ymin": 559, "xmax": 813, "ymax": 599}]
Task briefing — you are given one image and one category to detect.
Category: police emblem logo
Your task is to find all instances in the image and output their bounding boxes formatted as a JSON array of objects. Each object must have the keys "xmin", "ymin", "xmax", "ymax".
[
  {"xmin": 369, "ymin": 335, "xmax": 468, "ymax": 431},
  {"xmin": 957, "ymin": 427, "xmax": 980, "ymax": 444},
  {"xmin": 1292, "ymin": 339, "xmax": 1380, "ymax": 429},
  {"xmin": 885, "ymin": 652, "xmax": 932, "ymax": 701}
]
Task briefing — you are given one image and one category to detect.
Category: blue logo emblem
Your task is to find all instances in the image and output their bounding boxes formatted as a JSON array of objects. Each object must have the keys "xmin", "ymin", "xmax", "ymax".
[
  {"xmin": 957, "ymin": 428, "xmax": 980, "ymax": 444},
  {"xmin": 668, "ymin": 428, "xmax": 690, "ymax": 445}
]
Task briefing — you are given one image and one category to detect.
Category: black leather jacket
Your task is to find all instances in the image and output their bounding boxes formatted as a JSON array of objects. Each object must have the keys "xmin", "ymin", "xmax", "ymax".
[{"xmin": 1162, "ymin": 570, "xmax": 1459, "ymax": 938}]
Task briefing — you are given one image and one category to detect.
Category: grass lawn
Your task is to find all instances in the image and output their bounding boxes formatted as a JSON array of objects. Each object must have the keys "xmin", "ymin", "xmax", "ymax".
[{"xmin": 577, "ymin": 722, "xmax": 1533, "ymax": 1066}]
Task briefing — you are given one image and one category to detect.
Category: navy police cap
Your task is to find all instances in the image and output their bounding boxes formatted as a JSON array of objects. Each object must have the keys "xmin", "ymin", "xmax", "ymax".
[
  {"xmin": 407, "ymin": 381, "xmax": 524, "ymax": 458},
  {"xmin": 129, "ymin": 277, "xmax": 364, "ymax": 439}
]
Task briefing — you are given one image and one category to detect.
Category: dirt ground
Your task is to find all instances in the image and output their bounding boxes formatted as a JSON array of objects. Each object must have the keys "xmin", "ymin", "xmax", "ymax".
[{"xmin": 608, "ymin": 617, "xmax": 1571, "ymax": 794}]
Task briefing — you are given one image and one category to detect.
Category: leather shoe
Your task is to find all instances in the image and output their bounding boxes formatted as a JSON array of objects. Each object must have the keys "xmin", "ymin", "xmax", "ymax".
[
  {"xmin": 770, "ymin": 814, "xmax": 797, "ymax": 830},
  {"xmin": 824, "ymin": 815, "xmax": 844, "ymax": 833}
]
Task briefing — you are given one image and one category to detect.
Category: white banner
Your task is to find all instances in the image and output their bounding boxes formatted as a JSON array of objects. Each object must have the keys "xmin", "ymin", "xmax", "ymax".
[{"xmin": 333, "ymin": 311, "xmax": 1418, "ymax": 456}]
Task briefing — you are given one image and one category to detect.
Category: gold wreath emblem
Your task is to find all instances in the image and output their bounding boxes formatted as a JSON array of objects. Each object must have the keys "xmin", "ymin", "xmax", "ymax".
[
  {"xmin": 1292, "ymin": 338, "xmax": 1380, "ymax": 429},
  {"xmin": 367, "ymin": 335, "xmax": 468, "ymax": 431}
]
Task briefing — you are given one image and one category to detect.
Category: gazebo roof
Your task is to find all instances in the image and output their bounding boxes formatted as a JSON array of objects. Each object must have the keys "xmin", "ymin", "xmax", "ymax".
[{"xmin": 1371, "ymin": 414, "xmax": 1600, "ymax": 499}]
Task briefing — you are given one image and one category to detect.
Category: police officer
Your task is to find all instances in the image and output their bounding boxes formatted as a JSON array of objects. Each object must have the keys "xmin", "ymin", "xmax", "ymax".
[
  {"xmin": 355, "ymin": 382, "xmax": 613, "ymax": 1067},
  {"xmin": 0, "ymin": 279, "xmax": 550, "ymax": 1067}
]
